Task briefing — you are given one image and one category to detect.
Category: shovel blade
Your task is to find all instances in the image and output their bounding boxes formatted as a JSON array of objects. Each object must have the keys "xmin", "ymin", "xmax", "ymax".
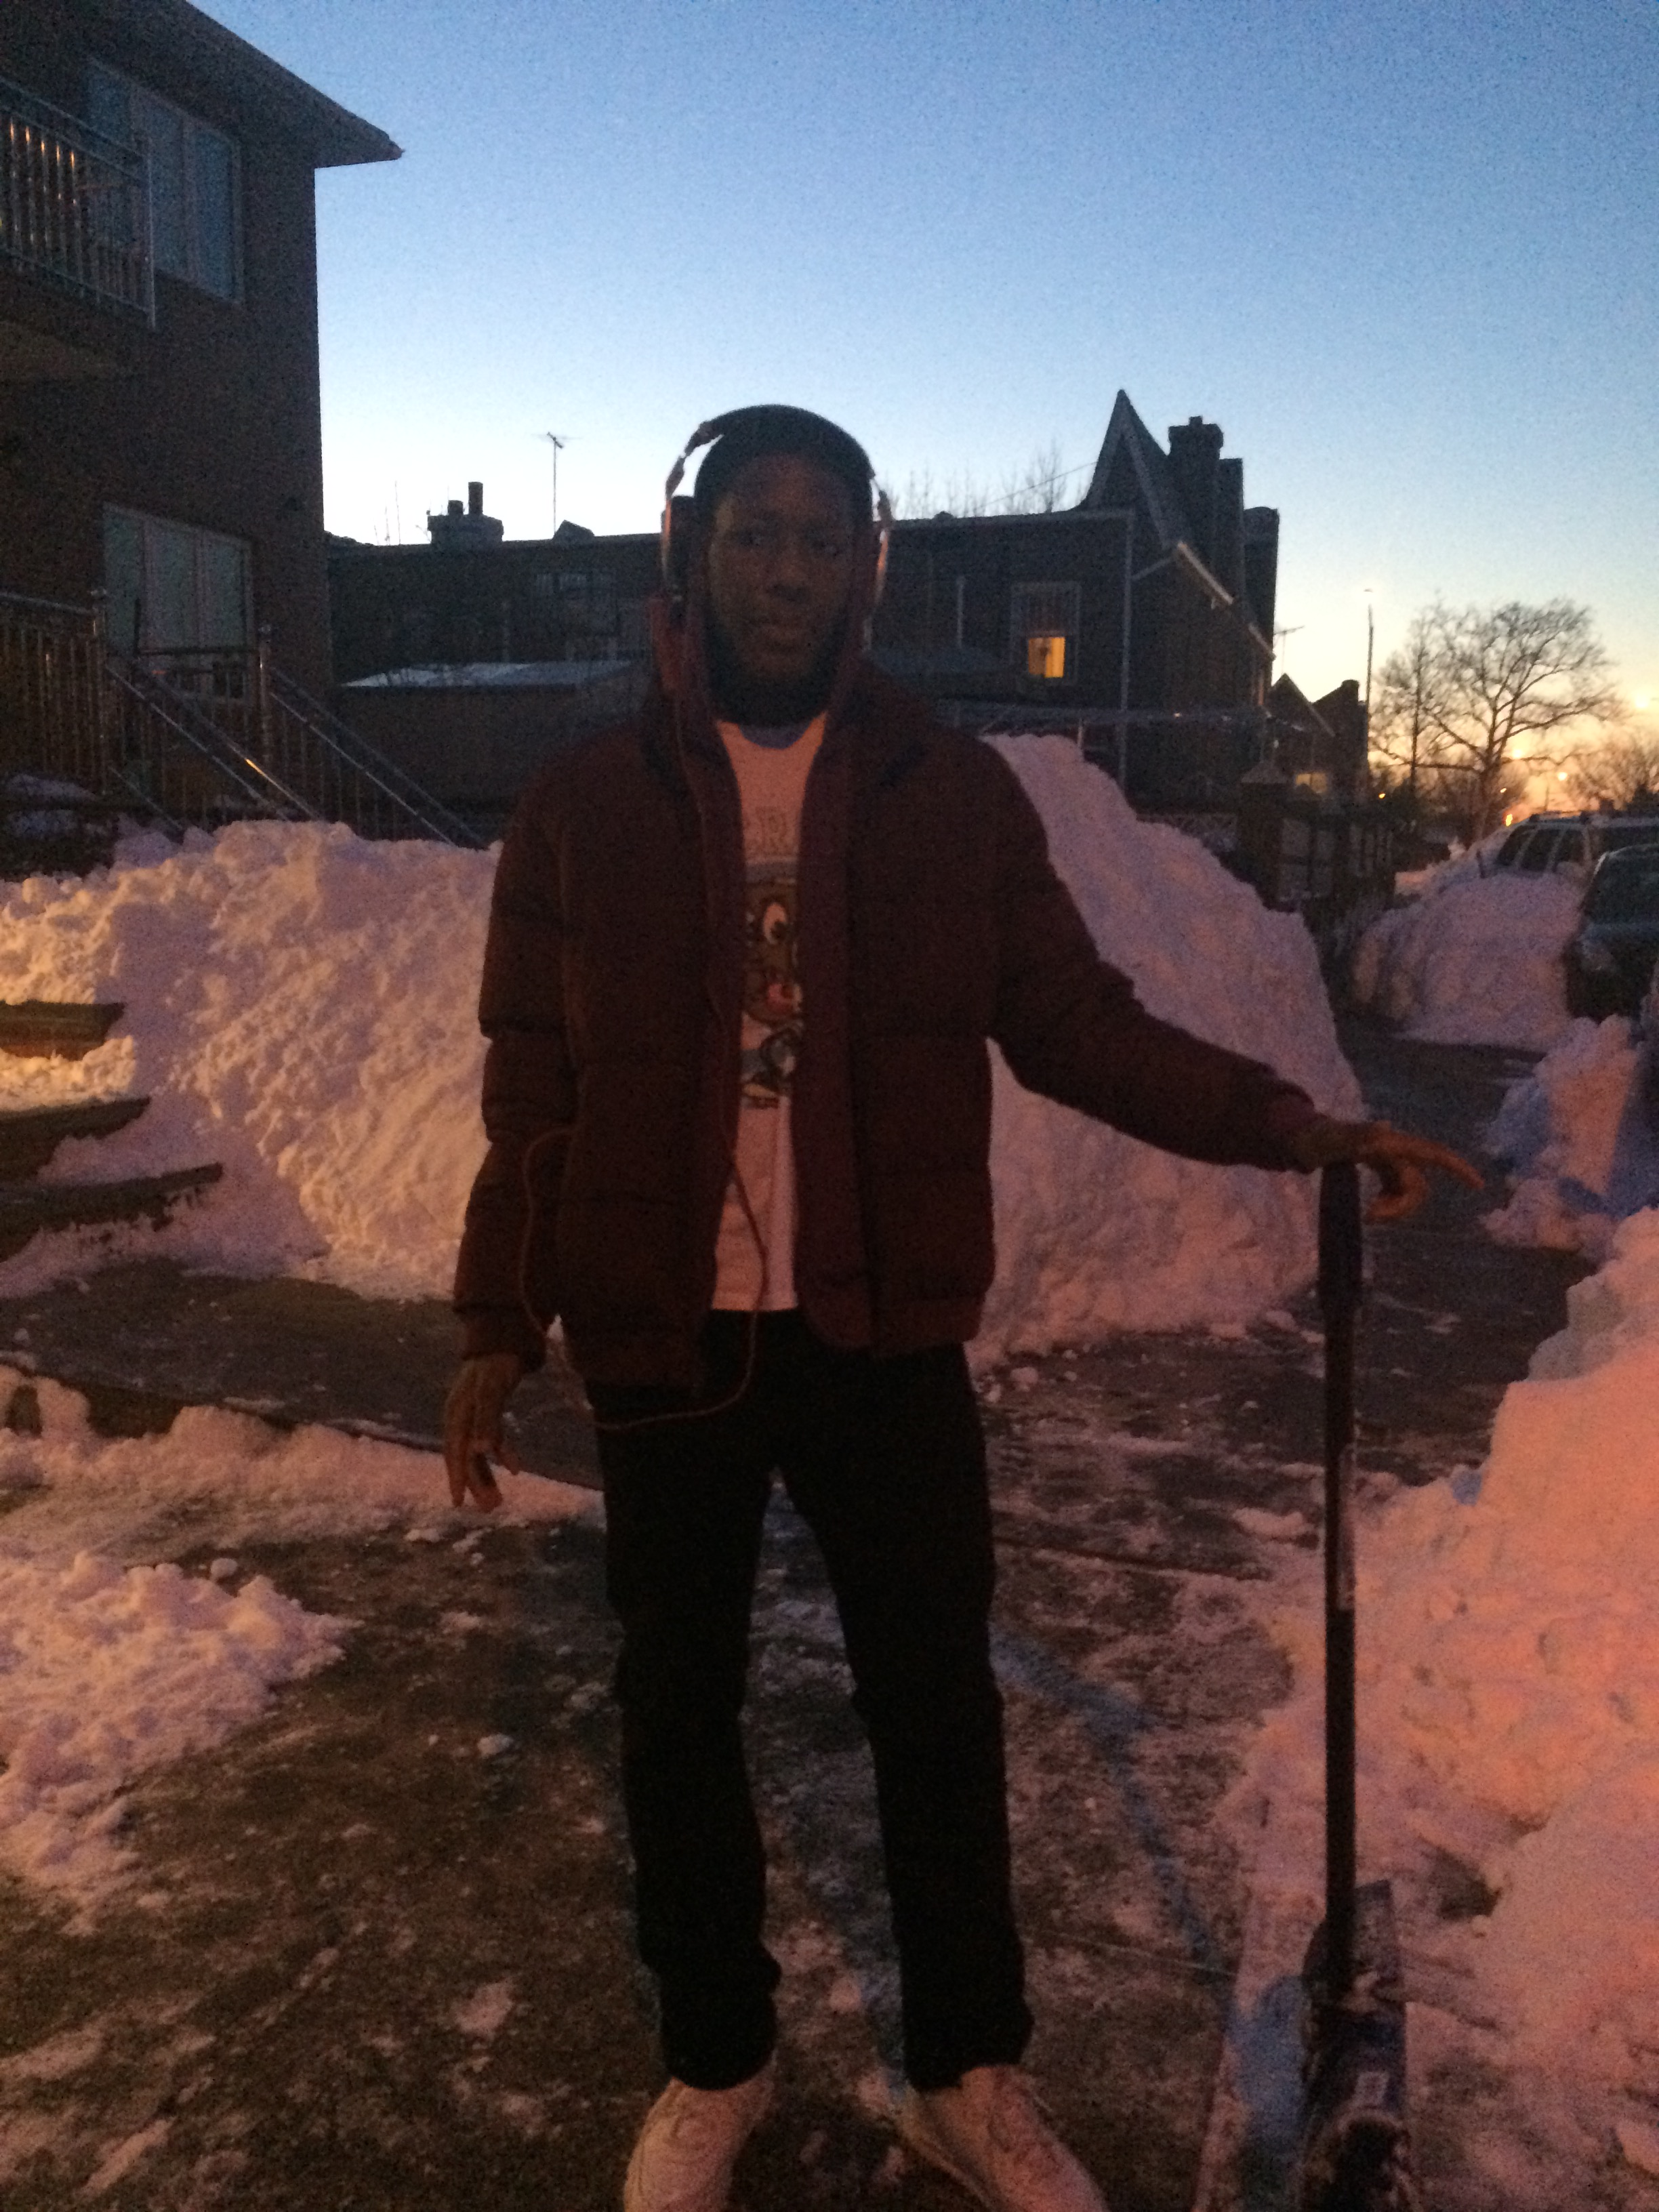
[{"xmin": 1298, "ymin": 1881, "xmax": 1422, "ymax": 2212}]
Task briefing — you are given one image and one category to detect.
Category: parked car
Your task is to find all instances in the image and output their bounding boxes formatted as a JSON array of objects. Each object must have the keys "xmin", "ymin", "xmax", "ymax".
[
  {"xmin": 1563, "ymin": 844, "xmax": 1659, "ymax": 1018},
  {"xmin": 1484, "ymin": 812, "xmax": 1659, "ymax": 881}
]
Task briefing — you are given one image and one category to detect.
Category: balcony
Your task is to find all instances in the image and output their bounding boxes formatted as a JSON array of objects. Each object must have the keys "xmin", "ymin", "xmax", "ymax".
[{"xmin": 0, "ymin": 76, "xmax": 152, "ymax": 331}]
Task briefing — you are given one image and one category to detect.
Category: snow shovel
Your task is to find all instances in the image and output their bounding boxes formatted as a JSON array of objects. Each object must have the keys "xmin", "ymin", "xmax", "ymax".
[{"xmin": 1296, "ymin": 1162, "xmax": 1423, "ymax": 2212}]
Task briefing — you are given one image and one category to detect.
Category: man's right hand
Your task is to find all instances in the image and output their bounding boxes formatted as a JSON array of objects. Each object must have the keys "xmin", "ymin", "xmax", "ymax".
[{"xmin": 443, "ymin": 1352, "xmax": 524, "ymax": 1511}]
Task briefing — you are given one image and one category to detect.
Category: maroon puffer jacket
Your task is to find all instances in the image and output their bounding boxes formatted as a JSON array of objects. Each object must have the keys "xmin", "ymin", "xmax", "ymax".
[{"xmin": 453, "ymin": 665, "xmax": 1317, "ymax": 1385}]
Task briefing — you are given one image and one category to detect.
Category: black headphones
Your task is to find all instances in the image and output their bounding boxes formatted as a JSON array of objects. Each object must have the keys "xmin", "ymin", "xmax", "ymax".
[{"xmin": 658, "ymin": 410, "xmax": 893, "ymax": 617}]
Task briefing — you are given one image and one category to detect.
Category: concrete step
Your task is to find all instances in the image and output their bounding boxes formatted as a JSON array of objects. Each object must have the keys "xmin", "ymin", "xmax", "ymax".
[
  {"xmin": 0, "ymin": 1097, "xmax": 150, "ymax": 1181},
  {"xmin": 0, "ymin": 1001, "xmax": 125, "ymax": 1060},
  {"xmin": 0, "ymin": 1162, "xmax": 224, "ymax": 1261}
]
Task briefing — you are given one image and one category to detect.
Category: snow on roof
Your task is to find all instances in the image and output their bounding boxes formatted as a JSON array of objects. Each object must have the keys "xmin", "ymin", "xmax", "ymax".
[{"xmin": 344, "ymin": 660, "xmax": 634, "ymax": 692}]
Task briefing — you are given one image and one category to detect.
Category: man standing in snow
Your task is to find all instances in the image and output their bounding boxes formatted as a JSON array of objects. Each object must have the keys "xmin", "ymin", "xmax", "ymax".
[{"xmin": 445, "ymin": 405, "xmax": 1477, "ymax": 2212}]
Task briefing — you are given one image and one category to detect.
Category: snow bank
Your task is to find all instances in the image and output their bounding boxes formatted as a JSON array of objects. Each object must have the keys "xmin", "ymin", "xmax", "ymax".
[
  {"xmin": 1392, "ymin": 827, "xmax": 1505, "ymax": 900},
  {"xmin": 979, "ymin": 737, "xmax": 1359, "ymax": 1354},
  {"xmin": 1485, "ymin": 1016, "xmax": 1659, "ymax": 1254},
  {"xmin": 0, "ymin": 1365, "xmax": 594, "ymax": 1908},
  {"xmin": 1350, "ymin": 872, "xmax": 1580, "ymax": 1048},
  {"xmin": 1246, "ymin": 1207, "xmax": 1659, "ymax": 2124},
  {"xmin": 0, "ymin": 821, "xmax": 495, "ymax": 1296},
  {"xmin": 0, "ymin": 742, "xmax": 1357, "ymax": 1345}
]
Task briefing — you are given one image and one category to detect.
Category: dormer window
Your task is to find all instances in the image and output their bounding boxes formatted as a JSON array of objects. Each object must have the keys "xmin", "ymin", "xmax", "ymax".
[
  {"xmin": 86, "ymin": 62, "xmax": 241, "ymax": 301},
  {"xmin": 1011, "ymin": 583, "xmax": 1080, "ymax": 684}
]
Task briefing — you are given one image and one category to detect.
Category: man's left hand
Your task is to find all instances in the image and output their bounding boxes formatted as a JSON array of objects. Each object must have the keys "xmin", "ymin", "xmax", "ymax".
[{"xmin": 1286, "ymin": 1116, "xmax": 1484, "ymax": 1223}]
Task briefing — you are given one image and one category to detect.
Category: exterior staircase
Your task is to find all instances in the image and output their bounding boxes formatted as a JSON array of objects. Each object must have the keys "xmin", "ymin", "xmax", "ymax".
[
  {"xmin": 0, "ymin": 590, "xmax": 483, "ymax": 850},
  {"xmin": 0, "ymin": 1000, "xmax": 221, "ymax": 1261}
]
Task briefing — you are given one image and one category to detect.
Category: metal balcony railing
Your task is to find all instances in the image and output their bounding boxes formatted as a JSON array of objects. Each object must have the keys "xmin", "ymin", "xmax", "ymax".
[{"xmin": 0, "ymin": 77, "xmax": 152, "ymax": 323}]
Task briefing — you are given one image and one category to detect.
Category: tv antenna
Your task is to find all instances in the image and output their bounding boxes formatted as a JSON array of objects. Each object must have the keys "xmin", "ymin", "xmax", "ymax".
[{"xmin": 540, "ymin": 432, "xmax": 571, "ymax": 536}]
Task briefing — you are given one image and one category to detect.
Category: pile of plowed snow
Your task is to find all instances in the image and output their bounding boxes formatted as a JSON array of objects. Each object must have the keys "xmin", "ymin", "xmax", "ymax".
[
  {"xmin": 1351, "ymin": 869, "xmax": 1579, "ymax": 1049},
  {"xmin": 1485, "ymin": 1015, "xmax": 1659, "ymax": 1253},
  {"xmin": 1244, "ymin": 1203, "xmax": 1659, "ymax": 2154},
  {"xmin": 0, "ymin": 739, "xmax": 1359, "ymax": 1351},
  {"xmin": 979, "ymin": 738, "xmax": 1358, "ymax": 1351}
]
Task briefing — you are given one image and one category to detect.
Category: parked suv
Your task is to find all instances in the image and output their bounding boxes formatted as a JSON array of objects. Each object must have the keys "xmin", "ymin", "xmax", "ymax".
[
  {"xmin": 1563, "ymin": 844, "xmax": 1659, "ymax": 1018},
  {"xmin": 1484, "ymin": 812, "xmax": 1659, "ymax": 880}
]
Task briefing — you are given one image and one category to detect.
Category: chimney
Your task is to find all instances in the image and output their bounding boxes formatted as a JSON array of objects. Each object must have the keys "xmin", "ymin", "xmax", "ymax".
[
  {"xmin": 1215, "ymin": 456, "xmax": 1244, "ymax": 600},
  {"xmin": 1166, "ymin": 415, "xmax": 1225, "ymax": 569},
  {"xmin": 428, "ymin": 481, "xmax": 506, "ymax": 549},
  {"xmin": 1242, "ymin": 507, "xmax": 1279, "ymax": 648}
]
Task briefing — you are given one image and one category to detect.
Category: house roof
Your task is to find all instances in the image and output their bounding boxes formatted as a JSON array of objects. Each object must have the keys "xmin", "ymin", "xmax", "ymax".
[
  {"xmin": 82, "ymin": 0, "xmax": 398, "ymax": 167},
  {"xmin": 1076, "ymin": 390, "xmax": 1189, "ymax": 550},
  {"xmin": 1269, "ymin": 674, "xmax": 1332, "ymax": 735},
  {"xmin": 346, "ymin": 661, "xmax": 634, "ymax": 692}
]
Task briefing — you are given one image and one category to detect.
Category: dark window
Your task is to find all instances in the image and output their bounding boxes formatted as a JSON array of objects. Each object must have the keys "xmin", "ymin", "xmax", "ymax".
[
  {"xmin": 1588, "ymin": 853, "xmax": 1659, "ymax": 921},
  {"xmin": 87, "ymin": 62, "xmax": 241, "ymax": 301},
  {"xmin": 104, "ymin": 507, "xmax": 249, "ymax": 653}
]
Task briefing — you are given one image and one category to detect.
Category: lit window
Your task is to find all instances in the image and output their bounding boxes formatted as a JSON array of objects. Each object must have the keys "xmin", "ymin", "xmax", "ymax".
[
  {"xmin": 87, "ymin": 62, "xmax": 241, "ymax": 301},
  {"xmin": 1010, "ymin": 582, "xmax": 1080, "ymax": 684}
]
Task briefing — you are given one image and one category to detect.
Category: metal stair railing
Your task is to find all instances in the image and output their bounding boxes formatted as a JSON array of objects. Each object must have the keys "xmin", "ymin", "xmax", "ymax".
[
  {"xmin": 1, "ymin": 591, "xmax": 483, "ymax": 846},
  {"xmin": 266, "ymin": 665, "xmax": 481, "ymax": 847},
  {"xmin": 0, "ymin": 589, "xmax": 109, "ymax": 790},
  {"xmin": 104, "ymin": 657, "xmax": 314, "ymax": 830},
  {"xmin": 137, "ymin": 634, "xmax": 481, "ymax": 846}
]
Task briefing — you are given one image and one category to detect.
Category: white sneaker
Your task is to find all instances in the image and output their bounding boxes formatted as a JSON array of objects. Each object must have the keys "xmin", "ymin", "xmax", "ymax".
[
  {"xmin": 898, "ymin": 2064, "xmax": 1109, "ymax": 2212},
  {"xmin": 622, "ymin": 2056, "xmax": 775, "ymax": 2212}
]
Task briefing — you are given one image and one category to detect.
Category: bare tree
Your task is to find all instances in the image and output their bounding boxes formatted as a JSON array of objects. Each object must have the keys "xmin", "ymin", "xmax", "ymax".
[
  {"xmin": 1368, "ymin": 605, "xmax": 1457, "ymax": 811},
  {"xmin": 997, "ymin": 439, "xmax": 1069, "ymax": 514},
  {"xmin": 1369, "ymin": 597, "xmax": 1624, "ymax": 840},
  {"xmin": 1564, "ymin": 726, "xmax": 1659, "ymax": 813},
  {"xmin": 887, "ymin": 439, "xmax": 1076, "ymax": 520}
]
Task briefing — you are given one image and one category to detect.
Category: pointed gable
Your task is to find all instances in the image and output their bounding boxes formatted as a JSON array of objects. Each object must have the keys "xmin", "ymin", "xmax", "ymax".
[{"xmin": 1076, "ymin": 390, "xmax": 1188, "ymax": 549}]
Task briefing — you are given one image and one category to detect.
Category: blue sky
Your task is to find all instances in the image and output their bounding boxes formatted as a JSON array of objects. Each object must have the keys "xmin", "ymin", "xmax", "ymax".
[{"xmin": 215, "ymin": 0, "xmax": 1657, "ymax": 703}]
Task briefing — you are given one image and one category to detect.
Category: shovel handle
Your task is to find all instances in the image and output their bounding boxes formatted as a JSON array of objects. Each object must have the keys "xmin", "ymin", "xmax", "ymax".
[
  {"xmin": 1320, "ymin": 1162, "xmax": 1362, "ymax": 1999},
  {"xmin": 1318, "ymin": 1158, "xmax": 1364, "ymax": 1322}
]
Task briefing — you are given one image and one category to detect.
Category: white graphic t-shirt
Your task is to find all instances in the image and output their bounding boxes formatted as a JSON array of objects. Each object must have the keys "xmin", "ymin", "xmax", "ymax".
[{"xmin": 711, "ymin": 714, "xmax": 826, "ymax": 1311}]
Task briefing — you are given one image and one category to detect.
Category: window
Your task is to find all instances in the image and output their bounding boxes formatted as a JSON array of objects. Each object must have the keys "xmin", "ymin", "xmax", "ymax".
[
  {"xmin": 1010, "ymin": 583, "xmax": 1080, "ymax": 683},
  {"xmin": 86, "ymin": 62, "xmax": 241, "ymax": 300},
  {"xmin": 104, "ymin": 509, "xmax": 251, "ymax": 655}
]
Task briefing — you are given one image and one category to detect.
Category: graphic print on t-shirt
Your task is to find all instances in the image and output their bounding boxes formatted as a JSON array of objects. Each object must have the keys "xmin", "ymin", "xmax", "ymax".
[
  {"xmin": 712, "ymin": 716, "xmax": 824, "ymax": 1312},
  {"xmin": 741, "ymin": 865, "xmax": 800, "ymax": 1104}
]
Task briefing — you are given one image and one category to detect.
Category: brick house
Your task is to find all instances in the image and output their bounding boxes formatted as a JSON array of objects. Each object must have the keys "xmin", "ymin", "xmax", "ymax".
[
  {"xmin": 328, "ymin": 503, "xmax": 661, "ymax": 683},
  {"xmin": 875, "ymin": 390, "xmax": 1277, "ymax": 732},
  {"xmin": 0, "ymin": 0, "xmax": 396, "ymax": 693}
]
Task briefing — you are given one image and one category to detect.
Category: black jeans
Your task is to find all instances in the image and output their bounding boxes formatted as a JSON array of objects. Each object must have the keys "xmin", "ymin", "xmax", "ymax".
[{"xmin": 590, "ymin": 1311, "xmax": 1031, "ymax": 2093}]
